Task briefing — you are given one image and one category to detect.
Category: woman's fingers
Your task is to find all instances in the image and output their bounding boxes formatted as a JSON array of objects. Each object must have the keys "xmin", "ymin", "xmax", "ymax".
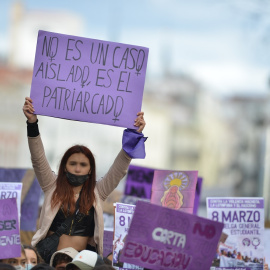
[
  {"xmin": 23, "ymin": 97, "xmax": 37, "ymax": 122},
  {"xmin": 134, "ymin": 112, "xmax": 146, "ymax": 132},
  {"xmin": 23, "ymin": 97, "xmax": 34, "ymax": 111},
  {"xmin": 23, "ymin": 103, "xmax": 35, "ymax": 114}
]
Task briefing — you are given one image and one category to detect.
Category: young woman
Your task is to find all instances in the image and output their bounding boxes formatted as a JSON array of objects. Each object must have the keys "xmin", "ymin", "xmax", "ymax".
[
  {"xmin": 23, "ymin": 245, "xmax": 42, "ymax": 269},
  {"xmin": 22, "ymin": 97, "xmax": 146, "ymax": 263}
]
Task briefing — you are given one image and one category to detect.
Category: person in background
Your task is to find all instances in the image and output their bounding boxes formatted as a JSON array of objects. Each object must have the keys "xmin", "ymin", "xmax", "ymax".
[
  {"xmin": 0, "ymin": 245, "xmax": 27, "ymax": 270},
  {"xmin": 23, "ymin": 96, "xmax": 146, "ymax": 263},
  {"xmin": 93, "ymin": 265, "xmax": 115, "ymax": 270},
  {"xmin": 264, "ymin": 257, "xmax": 269, "ymax": 270},
  {"xmin": 23, "ymin": 244, "xmax": 43, "ymax": 269},
  {"xmin": 102, "ymin": 256, "xmax": 112, "ymax": 266},
  {"xmin": 50, "ymin": 247, "xmax": 79, "ymax": 270},
  {"xmin": 0, "ymin": 263, "xmax": 16, "ymax": 270},
  {"xmin": 30, "ymin": 263, "xmax": 55, "ymax": 270},
  {"xmin": 237, "ymin": 251, "xmax": 242, "ymax": 260},
  {"xmin": 66, "ymin": 250, "xmax": 105, "ymax": 270},
  {"xmin": 231, "ymin": 250, "xmax": 237, "ymax": 259}
]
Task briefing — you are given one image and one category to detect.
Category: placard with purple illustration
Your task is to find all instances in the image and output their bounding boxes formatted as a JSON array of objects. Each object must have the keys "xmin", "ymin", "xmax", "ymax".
[
  {"xmin": 0, "ymin": 198, "xmax": 21, "ymax": 259},
  {"xmin": 207, "ymin": 197, "xmax": 264, "ymax": 270},
  {"xmin": 113, "ymin": 203, "xmax": 143, "ymax": 270},
  {"xmin": 150, "ymin": 170, "xmax": 198, "ymax": 213},
  {"xmin": 120, "ymin": 200, "xmax": 224, "ymax": 270},
  {"xmin": 30, "ymin": 30, "xmax": 149, "ymax": 128}
]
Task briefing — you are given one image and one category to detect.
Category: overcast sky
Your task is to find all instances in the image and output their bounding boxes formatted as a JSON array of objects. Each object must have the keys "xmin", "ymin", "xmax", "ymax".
[{"xmin": 1, "ymin": 0, "xmax": 270, "ymax": 95}]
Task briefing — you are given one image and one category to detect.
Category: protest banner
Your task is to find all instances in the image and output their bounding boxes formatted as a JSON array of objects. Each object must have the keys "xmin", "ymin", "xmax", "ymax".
[
  {"xmin": 0, "ymin": 198, "xmax": 21, "ymax": 259},
  {"xmin": 113, "ymin": 203, "xmax": 143, "ymax": 270},
  {"xmin": 123, "ymin": 164, "xmax": 154, "ymax": 203},
  {"xmin": 151, "ymin": 170, "xmax": 198, "ymax": 213},
  {"xmin": 207, "ymin": 197, "xmax": 264, "ymax": 270},
  {"xmin": 0, "ymin": 168, "xmax": 41, "ymax": 231},
  {"xmin": 103, "ymin": 229, "xmax": 114, "ymax": 258},
  {"xmin": 0, "ymin": 182, "xmax": 22, "ymax": 222},
  {"xmin": 30, "ymin": 30, "xmax": 149, "ymax": 128},
  {"xmin": 193, "ymin": 177, "xmax": 203, "ymax": 215},
  {"xmin": 120, "ymin": 200, "xmax": 224, "ymax": 270}
]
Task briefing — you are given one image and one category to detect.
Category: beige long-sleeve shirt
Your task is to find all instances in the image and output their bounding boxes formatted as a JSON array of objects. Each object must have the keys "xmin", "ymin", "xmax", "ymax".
[{"xmin": 28, "ymin": 135, "xmax": 131, "ymax": 255}]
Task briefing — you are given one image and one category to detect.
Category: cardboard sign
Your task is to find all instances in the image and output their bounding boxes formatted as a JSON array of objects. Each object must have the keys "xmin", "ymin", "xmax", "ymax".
[
  {"xmin": 0, "ymin": 182, "xmax": 22, "ymax": 221},
  {"xmin": 113, "ymin": 203, "xmax": 143, "ymax": 270},
  {"xmin": 124, "ymin": 165, "xmax": 154, "ymax": 199},
  {"xmin": 30, "ymin": 30, "xmax": 149, "ymax": 128},
  {"xmin": 0, "ymin": 168, "xmax": 41, "ymax": 231},
  {"xmin": 151, "ymin": 170, "xmax": 198, "ymax": 213},
  {"xmin": 193, "ymin": 177, "xmax": 203, "ymax": 215},
  {"xmin": 120, "ymin": 200, "xmax": 224, "ymax": 270},
  {"xmin": 207, "ymin": 197, "xmax": 264, "ymax": 270},
  {"xmin": 0, "ymin": 198, "xmax": 21, "ymax": 259}
]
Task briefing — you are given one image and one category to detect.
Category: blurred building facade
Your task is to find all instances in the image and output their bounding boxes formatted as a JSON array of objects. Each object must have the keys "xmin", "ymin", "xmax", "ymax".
[{"xmin": 143, "ymin": 74, "xmax": 269, "ymax": 198}]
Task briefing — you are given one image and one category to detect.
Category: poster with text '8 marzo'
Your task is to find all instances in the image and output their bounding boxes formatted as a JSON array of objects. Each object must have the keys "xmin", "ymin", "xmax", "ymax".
[
  {"xmin": 113, "ymin": 203, "xmax": 143, "ymax": 270},
  {"xmin": 30, "ymin": 30, "xmax": 149, "ymax": 128},
  {"xmin": 207, "ymin": 197, "xmax": 264, "ymax": 270}
]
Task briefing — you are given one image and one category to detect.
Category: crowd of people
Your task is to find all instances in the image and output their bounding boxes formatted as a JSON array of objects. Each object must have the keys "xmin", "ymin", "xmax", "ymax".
[
  {"xmin": 0, "ymin": 244, "xmax": 115, "ymax": 270},
  {"xmin": 219, "ymin": 249, "xmax": 264, "ymax": 265},
  {"xmin": 0, "ymin": 97, "xmax": 268, "ymax": 270}
]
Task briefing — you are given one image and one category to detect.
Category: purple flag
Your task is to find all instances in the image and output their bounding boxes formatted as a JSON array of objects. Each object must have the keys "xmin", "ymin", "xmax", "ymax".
[
  {"xmin": 120, "ymin": 201, "xmax": 224, "ymax": 270},
  {"xmin": 0, "ymin": 198, "xmax": 21, "ymax": 259},
  {"xmin": 151, "ymin": 170, "xmax": 198, "ymax": 214},
  {"xmin": 30, "ymin": 30, "xmax": 149, "ymax": 128}
]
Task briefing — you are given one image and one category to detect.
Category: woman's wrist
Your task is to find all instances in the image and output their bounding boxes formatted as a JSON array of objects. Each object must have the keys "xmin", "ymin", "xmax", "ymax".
[
  {"xmin": 27, "ymin": 119, "xmax": 38, "ymax": 125},
  {"xmin": 27, "ymin": 119, "xmax": 40, "ymax": 137}
]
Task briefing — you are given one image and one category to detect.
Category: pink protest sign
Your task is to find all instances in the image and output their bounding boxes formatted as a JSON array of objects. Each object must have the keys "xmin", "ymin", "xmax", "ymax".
[
  {"xmin": 151, "ymin": 170, "xmax": 198, "ymax": 213},
  {"xmin": 0, "ymin": 198, "xmax": 21, "ymax": 259},
  {"xmin": 120, "ymin": 200, "xmax": 224, "ymax": 270},
  {"xmin": 30, "ymin": 30, "xmax": 149, "ymax": 128}
]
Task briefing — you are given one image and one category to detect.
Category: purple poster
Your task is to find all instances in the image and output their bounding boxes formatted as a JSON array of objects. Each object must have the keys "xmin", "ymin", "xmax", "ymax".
[
  {"xmin": 151, "ymin": 170, "xmax": 198, "ymax": 214},
  {"xmin": 124, "ymin": 165, "xmax": 154, "ymax": 199},
  {"xmin": 0, "ymin": 198, "xmax": 21, "ymax": 259},
  {"xmin": 113, "ymin": 203, "xmax": 143, "ymax": 270},
  {"xmin": 0, "ymin": 168, "xmax": 42, "ymax": 231},
  {"xmin": 207, "ymin": 197, "xmax": 264, "ymax": 270},
  {"xmin": 103, "ymin": 229, "xmax": 114, "ymax": 258},
  {"xmin": 193, "ymin": 177, "xmax": 203, "ymax": 215},
  {"xmin": 30, "ymin": 30, "xmax": 149, "ymax": 128},
  {"xmin": 120, "ymin": 200, "xmax": 224, "ymax": 270}
]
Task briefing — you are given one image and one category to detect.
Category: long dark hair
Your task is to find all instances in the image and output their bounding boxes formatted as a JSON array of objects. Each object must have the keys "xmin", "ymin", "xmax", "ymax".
[{"xmin": 51, "ymin": 145, "xmax": 96, "ymax": 215}]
